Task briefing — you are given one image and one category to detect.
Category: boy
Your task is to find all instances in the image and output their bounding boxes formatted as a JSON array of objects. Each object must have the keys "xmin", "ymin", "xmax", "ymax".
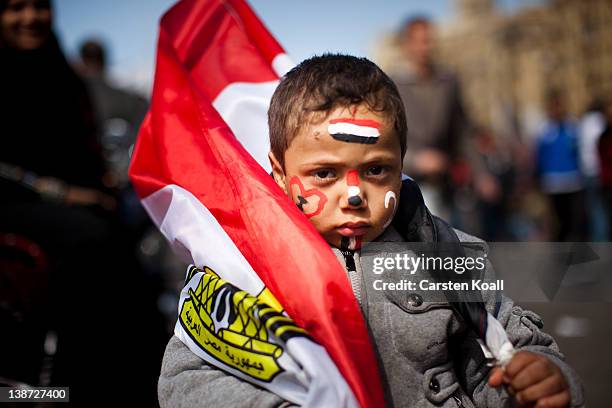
[{"xmin": 159, "ymin": 55, "xmax": 583, "ymax": 407}]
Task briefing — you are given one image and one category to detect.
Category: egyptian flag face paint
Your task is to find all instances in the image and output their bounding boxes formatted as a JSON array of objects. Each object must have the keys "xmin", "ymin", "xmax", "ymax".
[
  {"xmin": 289, "ymin": 176, "xmax": 328, "ymax": 218},
  {"xmin": 346, "ymin": 170, "xmax": 362, "ymax": 207},
  {"xmin": 327, "ymin": 118, "xmax": 381, "ymax": 145},
  {"xmin": 383, "ymin": 191, "xmax": 397, "ymax": 228}
]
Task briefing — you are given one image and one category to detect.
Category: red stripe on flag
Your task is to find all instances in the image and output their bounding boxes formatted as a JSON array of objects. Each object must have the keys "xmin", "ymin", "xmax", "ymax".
[
  {"xmin": 161, "ymin": 0, "xmax": 282, "ymax": 101},
  {"xmin": 329, "ymin": 118, "xmax": 381, "ymax": 129}
]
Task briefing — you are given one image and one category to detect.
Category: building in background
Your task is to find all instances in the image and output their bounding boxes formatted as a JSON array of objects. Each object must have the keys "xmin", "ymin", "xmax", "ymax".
[{"xmin": 375, "ymin": 0, "xmax": 612, "ymax": 141}]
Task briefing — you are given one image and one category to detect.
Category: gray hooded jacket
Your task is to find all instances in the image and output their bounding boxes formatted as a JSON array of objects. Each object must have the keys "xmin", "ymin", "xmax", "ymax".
[{"xmin": 158, "ymin": 181, "xmax": 584, "ymax": 408}]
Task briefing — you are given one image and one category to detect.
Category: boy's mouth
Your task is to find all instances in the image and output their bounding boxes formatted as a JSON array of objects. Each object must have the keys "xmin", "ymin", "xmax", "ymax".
[{"xmin": 336, "ymin": 221, "xmax": 371, "ymax": 237}]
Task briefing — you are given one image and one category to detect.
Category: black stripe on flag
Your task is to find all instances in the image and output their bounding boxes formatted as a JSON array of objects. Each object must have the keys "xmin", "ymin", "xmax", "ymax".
[{"xmin": 330, "ymin": 133, "xmax": 378, "ymax": 144}]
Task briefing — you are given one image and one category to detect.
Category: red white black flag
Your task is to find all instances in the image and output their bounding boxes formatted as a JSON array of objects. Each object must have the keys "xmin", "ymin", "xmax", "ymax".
[{"xmin": 128, "ymin": 0, "xmax": 386, "ymax": 406}]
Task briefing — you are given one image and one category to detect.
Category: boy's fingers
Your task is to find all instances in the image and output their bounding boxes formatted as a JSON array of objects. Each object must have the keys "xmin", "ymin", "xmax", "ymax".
[
  {"xmin": 510, "ymin": 358, "xmax": 552, "ymax": 390},
  {"xmin": 505, "ymin": 352, "xmax": 542, "ymax": 379},
  {"xmin": 488, "ymin": 367, "xmax": 504, "ymax": 387},
  {"xmin": 515, "ymin": 375, "xmax": 566, "ymax": 405},
  {"xmin": 534, "ymin": 390, "xmax": 571, "ymax": 408}
]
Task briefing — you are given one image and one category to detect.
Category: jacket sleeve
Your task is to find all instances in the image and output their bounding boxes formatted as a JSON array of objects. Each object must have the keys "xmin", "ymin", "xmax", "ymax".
[
  {"xmin": 158, "ymin": 336, "xmax": 294, "ymax": 408},
  {"xmin": 460, "ymin": 262, "xmax": 585, "ymax": 407},
  {"xmin": 451, "ymin": 230, "xmax": 585, "ymax": 407}
]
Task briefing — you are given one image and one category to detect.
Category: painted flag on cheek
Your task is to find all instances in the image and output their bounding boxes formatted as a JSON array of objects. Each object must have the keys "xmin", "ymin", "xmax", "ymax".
[{"xmin": 128, "ymin": 0, "xmax": 386, "ymax": 406}]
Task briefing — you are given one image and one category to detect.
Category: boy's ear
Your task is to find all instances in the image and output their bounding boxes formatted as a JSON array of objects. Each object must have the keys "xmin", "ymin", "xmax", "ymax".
[{"xmin": 268, "ymin": 151, "xmax": 288, "ymax": 194}]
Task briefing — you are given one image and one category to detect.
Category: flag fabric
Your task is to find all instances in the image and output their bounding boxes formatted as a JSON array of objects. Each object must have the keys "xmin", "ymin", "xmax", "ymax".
[{"xmin": 128, "ymin": 0, "xmax": 386, "ymax": 406}]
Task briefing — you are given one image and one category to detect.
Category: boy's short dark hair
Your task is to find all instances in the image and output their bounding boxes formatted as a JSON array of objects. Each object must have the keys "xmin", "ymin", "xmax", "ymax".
[{"xmin": 268, "ymin": 54, "xmax": 407, "ymax": 167}]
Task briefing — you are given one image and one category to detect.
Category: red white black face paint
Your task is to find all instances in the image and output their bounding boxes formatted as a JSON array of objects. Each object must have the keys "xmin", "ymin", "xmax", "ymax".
[
  {"xmin": 327, "ymin": 118, "xmax": 381, "ymax": 145},
  {"xmin": 383, "ymin": 191, "xmax": 397, "ymax": 228},
  {"xmin": 289, "ymin": 176, "xmax": 328, "ymax": 218},
  {"xmin": 346, "ymin": 170, "xmax": 362, "ymax": 207}
]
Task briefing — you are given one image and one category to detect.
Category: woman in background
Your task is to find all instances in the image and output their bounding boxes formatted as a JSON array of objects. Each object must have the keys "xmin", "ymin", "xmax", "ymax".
[{"xmin": 0, "ymin": 1, "xmax": 161, "ymax": 404}]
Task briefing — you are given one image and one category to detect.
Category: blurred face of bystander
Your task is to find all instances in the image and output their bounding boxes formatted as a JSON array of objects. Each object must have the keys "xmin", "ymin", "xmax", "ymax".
[
  {"xmin": 0, "ymin": 0, "xmax": 52, "ymax": 50},
  {"xmin": 403, "ymin": 22, "xmax": 434, "ymax": 71},
  {"xmin": 547, "ymin": 97, "xmax": 567, "ymax": 121}
]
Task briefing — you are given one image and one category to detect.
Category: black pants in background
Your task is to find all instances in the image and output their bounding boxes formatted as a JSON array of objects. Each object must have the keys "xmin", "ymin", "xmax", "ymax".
[
  {"xmin": 603, "ymin": 188, "xmax": 612, "ymax": 240},
  {"xmin": 549, "ymin": 190, "xmax": 587, "ymax": 241}
]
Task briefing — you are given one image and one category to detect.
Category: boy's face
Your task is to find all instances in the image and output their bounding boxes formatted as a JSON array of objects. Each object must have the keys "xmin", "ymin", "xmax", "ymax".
[{"xmin": 269, "ymin": 104, "xmax": 402, "ymax": 250}]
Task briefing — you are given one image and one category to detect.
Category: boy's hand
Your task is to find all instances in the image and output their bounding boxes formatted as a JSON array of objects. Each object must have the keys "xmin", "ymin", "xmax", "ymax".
[{"xmin": 488, "ymin": 351, "xmax": 570, "ymax": 408}]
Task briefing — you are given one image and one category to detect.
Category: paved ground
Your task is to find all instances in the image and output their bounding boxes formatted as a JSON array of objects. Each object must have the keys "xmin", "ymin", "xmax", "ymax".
[{"xmin": 523, "ymin": 302, "xmax": 612, "ymax": 407}]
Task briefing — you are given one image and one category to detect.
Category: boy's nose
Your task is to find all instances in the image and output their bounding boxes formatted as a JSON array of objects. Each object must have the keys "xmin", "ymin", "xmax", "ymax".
[
  {"xmin": 342, "ymin": 192, "xmax": 367, "ymax": 209},
  {"xmin": 348, "ymin": 195, "xmax": 362, "ymax": 206},
  {"xmin": 342, "ymin": 170, "xmax": 367, "ymax": 209}
]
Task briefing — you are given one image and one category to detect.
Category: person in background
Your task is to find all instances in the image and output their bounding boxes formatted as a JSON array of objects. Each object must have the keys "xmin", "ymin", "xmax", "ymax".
[
  {"xmin": 535, "ymin": 90, "xmax": 586, "ymax": 241},
  {"xmin": 77, "ymin": 37, "xmax": 174, "ymax": 378},
  {"xmin": 474, "ymin": 127, "xmax": 516, "ymax": 240},
  {"xmin": 0, "ymin": 0, "xmax": 111, "ymax": 207},
  {"xmin": 76, "ymin": 38, "xmax": 148, "ymax": 189},
  {"xmin": 76, "ymin": 38, "xmax": 152, "ymax": 241},
  {"xmin": 579, "ymin": 99, "xmax": 608, "ymax": 241},
  {"xmin": 391, "ymin": 16, "xmax": 499, "ymax": 226},
  {"xmin": 598, "ymin": 100, "xmax": 612, "ymax": 238},
  {"xmin": 0, "ymin": 0, "xmax": 161, "ymax": 404}
]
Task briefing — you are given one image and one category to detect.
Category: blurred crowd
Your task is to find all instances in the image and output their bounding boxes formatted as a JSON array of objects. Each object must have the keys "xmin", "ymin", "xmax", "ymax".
[
  {"xmin": 389, "ymin": 16, "xmax": 612, "ymax": 243},
  {"xmin": 0, "ymin": 0, "xmax": 177, "ymax": 405},
  {"xmin": 0, "ymin": 0, "xmax": 610, "ymax": 406}
]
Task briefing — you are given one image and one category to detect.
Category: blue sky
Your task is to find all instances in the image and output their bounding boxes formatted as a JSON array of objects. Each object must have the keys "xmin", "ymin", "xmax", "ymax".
[{"xmin": 53, "ymin": 0, "xmax": 543, "ymax": 95}]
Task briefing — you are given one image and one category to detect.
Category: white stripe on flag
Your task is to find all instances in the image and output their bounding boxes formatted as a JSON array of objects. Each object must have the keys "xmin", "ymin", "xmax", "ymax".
[
  {"xmin": 328, "ymin": 122, "xmax": 380, "ymax": 138},
  {"xmin": 142, "ymin": 184, "xmax": 265, "ymax": 295},
  {"xmin": 142, "ymin": 184, "xmax": 358, "ymax": 407},
  {"xmin": 271, "ymin": 53, "xmax": 294, "ymax": 77},
  {"xmin": 485, "ymin": 313, "xmax": 515, "ymax": 366},
  {"xmin": 212, "ymin": 81, "xmax": 278, "ymax": 172},
  {"xmin": 211, "ymin": 53, "xmax": 295, "ymax": 172}
]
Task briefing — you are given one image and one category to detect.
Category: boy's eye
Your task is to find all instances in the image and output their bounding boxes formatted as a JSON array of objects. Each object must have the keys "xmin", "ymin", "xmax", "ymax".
[
  {"xmin": 313, "ymin": 169, "xmax": 337, "ymax": 181},
  {"xmin": 365, "ymin": 166, "xmax": 385, "ymax": 177}
]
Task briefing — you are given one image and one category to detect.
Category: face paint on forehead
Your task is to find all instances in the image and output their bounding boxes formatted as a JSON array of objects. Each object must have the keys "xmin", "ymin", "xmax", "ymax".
[
  {"xmin": 289, "ymin": 176, "xmax": 328, "ymax": 218},
  {"xmin": 383, "ymin": 191, "xmax": 397, "ymax": 228},
  {"xmin": 346, "ymin": 170, "xmax": 362, "ymax": 207},
  {"xmin": 327, "ymin": 118, "xmax": 381, "ymax": 145}
]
